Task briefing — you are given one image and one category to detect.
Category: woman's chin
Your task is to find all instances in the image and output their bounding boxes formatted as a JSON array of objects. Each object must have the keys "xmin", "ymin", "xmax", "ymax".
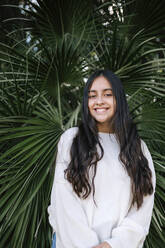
[{"xmin": 96, "ymin": 119, "xmax": 108, "ymax": 124}]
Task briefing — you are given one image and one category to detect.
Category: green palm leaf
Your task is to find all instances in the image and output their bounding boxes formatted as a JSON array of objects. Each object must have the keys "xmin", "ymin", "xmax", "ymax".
[{"xmin": 0, "ymin": 0, "xmax": 165, "ymax": 247}]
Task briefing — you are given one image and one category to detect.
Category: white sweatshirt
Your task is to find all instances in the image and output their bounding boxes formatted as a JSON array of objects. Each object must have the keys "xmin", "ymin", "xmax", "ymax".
[{"xmin": 48, "ymin": 127, "xmax": 156, "ymax": 248}]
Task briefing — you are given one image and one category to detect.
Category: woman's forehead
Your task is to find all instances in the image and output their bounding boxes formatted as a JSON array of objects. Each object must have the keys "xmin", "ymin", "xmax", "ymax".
[{"xmin": 89, "ymin": 76, "xmax": 112, "ymax": 91}]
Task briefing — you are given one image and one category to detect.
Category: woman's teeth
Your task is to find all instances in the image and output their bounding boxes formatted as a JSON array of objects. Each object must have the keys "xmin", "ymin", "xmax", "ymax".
[{"xmin": 95, "ymin": 108, "xmax": 107, "ymax": 113}]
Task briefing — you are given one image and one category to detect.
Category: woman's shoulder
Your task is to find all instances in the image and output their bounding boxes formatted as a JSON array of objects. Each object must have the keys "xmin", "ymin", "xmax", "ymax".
[
  {"xmin": 57, "ymin": 127, "xmax": 79, "ymax": 163},
  {"xmin": 140, "ymin": 139, "xmax": 152, "ymax": 159},
  {"xmin": 59, "ymin": 127, "xmax": 79, "ymax": 148},
  {"xmin": 140, "ymin": 139, "xmax": 156, "ymax": 180},
  {"xmin": 140, "ymin": 139, "xmax": 150, "ymax": 154},
  {"xmin": 60, "ymin": 127, "xmax": 79, "ymax": 141}
]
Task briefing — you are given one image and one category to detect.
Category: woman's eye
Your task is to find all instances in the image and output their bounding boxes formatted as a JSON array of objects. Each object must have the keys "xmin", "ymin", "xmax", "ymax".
[
  {"xmin": 105, "ymin": 93, "xmax": 112, "ymax": 96},
  {"xmin": 88, "ymin": 95, "xmax": 96, "ymax": 98}
]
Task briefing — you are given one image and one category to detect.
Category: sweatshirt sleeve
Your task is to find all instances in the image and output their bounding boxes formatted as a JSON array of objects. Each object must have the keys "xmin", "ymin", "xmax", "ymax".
[
  {"xmin": 104, "ymin": 140, "xmax": 156, "ymax": 248},
  {"xmin": 48, "ymin": 129, "xmax": 99, "ymax": 248}
]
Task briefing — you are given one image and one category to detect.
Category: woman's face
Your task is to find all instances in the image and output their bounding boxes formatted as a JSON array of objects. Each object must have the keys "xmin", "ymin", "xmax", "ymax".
[{"xmin": 88, "ymin": 76, "xmax": 116, "ymax": 132}]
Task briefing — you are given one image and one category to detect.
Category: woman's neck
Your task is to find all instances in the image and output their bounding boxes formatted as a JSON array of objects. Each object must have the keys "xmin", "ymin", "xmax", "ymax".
[{"xmin": 97, "ymin": 123, "xmax": 114, "ymax": 133}]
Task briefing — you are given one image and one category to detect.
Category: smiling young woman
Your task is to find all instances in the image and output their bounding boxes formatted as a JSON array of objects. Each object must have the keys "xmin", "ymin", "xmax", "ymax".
[{"xmin": 48, "ymin": 70, "xmax": 156, "ymax": 248}]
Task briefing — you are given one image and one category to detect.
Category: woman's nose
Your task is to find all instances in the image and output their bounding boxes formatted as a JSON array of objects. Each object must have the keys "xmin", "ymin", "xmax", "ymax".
[{"xmin": 96, "ymin": 95, "xmax": 104, "ymax": 104}]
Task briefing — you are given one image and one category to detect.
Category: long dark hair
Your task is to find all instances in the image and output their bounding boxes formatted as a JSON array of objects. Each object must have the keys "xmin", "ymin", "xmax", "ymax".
[{"xmin": 64, "ymin": 69, "xmax": 153, "ymax": 209}]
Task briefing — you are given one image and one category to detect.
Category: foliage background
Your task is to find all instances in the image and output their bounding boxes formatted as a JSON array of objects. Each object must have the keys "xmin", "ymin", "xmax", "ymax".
[{"xmin": 0, "ymin": 0, "xmax": 165, "ymax": 247}]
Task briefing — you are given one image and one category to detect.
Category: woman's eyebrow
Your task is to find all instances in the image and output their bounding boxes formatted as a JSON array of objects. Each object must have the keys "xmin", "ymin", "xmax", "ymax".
[
  {"xmin": 88, "ymin": 88, "xmax": 112, "ymax": 92},
  {"xmin": 103, "ymin": 88, "xmax": 112, "ymax": 91}
]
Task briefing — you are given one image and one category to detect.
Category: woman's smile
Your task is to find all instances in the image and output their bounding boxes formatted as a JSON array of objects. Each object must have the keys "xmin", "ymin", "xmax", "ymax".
[{"xmin": 94, "ymin": 107, "xmax": 109, "ymax": 113}]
